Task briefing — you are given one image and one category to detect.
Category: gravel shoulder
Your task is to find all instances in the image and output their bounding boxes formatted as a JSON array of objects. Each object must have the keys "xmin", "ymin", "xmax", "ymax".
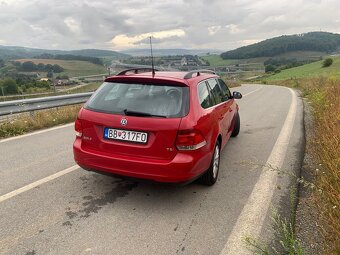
[{"xmin": 295, "ymin": 98, "xmax": 326, "ymax": 255}]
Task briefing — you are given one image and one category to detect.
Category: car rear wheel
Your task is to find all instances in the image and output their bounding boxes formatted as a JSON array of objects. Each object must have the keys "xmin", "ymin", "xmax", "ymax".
[
  {"xmin": 231, "ymin": 112, "xmax": 240, "ymax": 137},
  {"xmin": 199, "ymin": 141, "xmax": 220, "ymax": 186}
]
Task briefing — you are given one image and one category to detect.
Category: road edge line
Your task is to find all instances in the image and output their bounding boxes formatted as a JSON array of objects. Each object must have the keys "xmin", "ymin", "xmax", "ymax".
[
  {"xmin": 242, "ymin": 87, "xmax": 263, "ymax": 97},
  {"xmin": 220, "ymin": 87, "xmax": 298, "ymax": 255},
  {"xmin": 0, "ymin": 165, "xmax": 79, "ymax": 203},
  {"xmin": 0, "ymin": 123, "xmax": 74, "ymax": 143}
]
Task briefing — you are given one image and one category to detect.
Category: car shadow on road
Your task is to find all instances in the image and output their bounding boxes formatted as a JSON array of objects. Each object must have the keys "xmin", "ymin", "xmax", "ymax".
[{"xmin": 64, "ymin": 171, "xmax": 208, "ymax": 223}]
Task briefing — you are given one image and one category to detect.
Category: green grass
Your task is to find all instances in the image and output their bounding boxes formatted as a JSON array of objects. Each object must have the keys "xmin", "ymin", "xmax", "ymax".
[
  {"xmin": 202, "ymin": 54, "xmax": 267, "ymax": 66},
  {"xmin": 0, "ymin": 63, "xmax": 16, "ymax": 74},
  {"xmin": 277, "ymin": 51, "xmax": 325, "ymax": 60},
  {"xmin": 201, "ymin": 55, "xmax": 240, "ymax": 66},
  {"xmin": 16, "ymin": 59, "xmax": 107, "ymax": 77},
  {"xmin": 264, "ymin": 56, "xmax": 340, "ymax": 81},
  {"xmin": 66, "ymin": 83, "xmax": 101, "ymax": 93},
  {"xmin": 244, "ymin": 208, "xmax": 304, "ymax": 255},
  {"xmin": 0, "ymin": 104, "xmax": 82, "ymax": 139}
]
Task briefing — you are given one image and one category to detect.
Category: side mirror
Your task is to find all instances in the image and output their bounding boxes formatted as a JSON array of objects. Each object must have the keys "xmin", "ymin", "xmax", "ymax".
[{"xmin": 233, "ymin": 91, "xmax": 242, "ymax": 99}]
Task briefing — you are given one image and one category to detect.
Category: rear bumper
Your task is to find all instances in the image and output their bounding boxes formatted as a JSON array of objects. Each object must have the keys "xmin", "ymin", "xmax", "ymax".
[{"xmin": 73, "ymin": 139, "xmax": 212, "ymax": 183}]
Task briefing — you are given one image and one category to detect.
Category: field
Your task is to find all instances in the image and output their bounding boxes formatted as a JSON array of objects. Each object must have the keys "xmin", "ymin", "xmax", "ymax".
[
  {"xmin": 264, "ymin": 56, "xmax": 340, "ymax": 81},
  {"xmin": 66, "ymin": 82, "xmax": 101, "ymax": 93},
  {"xmin": 201, "ymin": 54, "xmax": 266, "ymax": 67},
  {"xmin": 16, "ymin": 58, "xmax": 107, "ymax": 77},
  {"xmin": 276, "ymin": 50, "xmax": 325, "ymax": 60}
]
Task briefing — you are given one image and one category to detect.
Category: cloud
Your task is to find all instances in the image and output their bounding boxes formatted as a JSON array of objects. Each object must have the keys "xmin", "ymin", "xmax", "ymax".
[
  {"xmin": 208, "ymin": 26, "xmax": 221, "ymax": 36},
  {"xmin": 225, "ymin": 24, "xmax": 244, "ymax": 34},
  {"xmin": 0, "ymin": 0, "xmax": 339, "ymax": 51},
  {"xmin": 64, "ymin": 17, "xmax": 81, "ymax": 33},
  {"xmin": 111, "ymin": 29, "xmax": 186, "ymax": 49}
]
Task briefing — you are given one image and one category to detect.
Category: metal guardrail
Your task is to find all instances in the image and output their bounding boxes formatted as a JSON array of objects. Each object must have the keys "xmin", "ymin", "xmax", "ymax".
[{"xmin": 0, "ymin": 92, "xmax": 93, "ymax": 116}]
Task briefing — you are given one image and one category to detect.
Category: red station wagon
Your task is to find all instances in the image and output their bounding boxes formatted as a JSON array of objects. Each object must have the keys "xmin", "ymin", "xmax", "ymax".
[{"xmin": 73, "ymin": 69, "xmax": 242, "ymax": 185}]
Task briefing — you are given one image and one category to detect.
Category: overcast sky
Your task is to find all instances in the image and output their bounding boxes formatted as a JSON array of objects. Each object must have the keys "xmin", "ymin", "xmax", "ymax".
[{"xmin": 0, "ymin": 0, "xmax": 339, "ymax": 51}]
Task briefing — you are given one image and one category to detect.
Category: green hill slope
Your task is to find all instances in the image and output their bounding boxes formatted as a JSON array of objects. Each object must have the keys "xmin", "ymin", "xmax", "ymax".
[
  {"xmin": 264, "ymin": 56, "xmax": 340, "ymax": 81},
  {"xmin": 221, "ymin": 32, "xmax": 340, "ymax": 59},
  {"xmin": 0, "ymin": 46, "xmax": 129, "ymax": 60}
]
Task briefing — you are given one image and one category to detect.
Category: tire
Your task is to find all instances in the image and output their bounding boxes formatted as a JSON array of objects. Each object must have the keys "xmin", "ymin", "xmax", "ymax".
[
  {"xmin": 199, "ymin": 141, "xmax": 220, "ymax": 186},
  {"xmin": 231, "ymin": 111, "xmax": 240, "ymax": 137}
]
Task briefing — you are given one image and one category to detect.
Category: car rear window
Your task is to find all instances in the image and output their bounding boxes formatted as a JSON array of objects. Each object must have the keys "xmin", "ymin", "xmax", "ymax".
[{"xmin": 85, "ymin": 82, "xmax": 189, "ymax": 118}]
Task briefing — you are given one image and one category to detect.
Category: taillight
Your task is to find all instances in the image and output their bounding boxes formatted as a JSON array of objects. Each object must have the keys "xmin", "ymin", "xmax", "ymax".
[
  {"xmin": 75, "ymin": 118, "xmax": 82, "ymax": 138},
  {"xmin": 176, "ymin": 129, "xmax": 207, "ymax": 151}
]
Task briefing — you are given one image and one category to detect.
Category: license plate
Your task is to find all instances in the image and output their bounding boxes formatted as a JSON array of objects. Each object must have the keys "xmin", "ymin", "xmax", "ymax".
[{"xmin": 104, "ymin": 128, "xmax": 148, "ymax": 144}]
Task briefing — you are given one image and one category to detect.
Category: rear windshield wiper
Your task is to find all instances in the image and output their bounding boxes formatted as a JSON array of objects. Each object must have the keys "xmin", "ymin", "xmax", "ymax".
[{"xmin": 123, "ymin": 109, "xmax": 167, "ymax": 118}]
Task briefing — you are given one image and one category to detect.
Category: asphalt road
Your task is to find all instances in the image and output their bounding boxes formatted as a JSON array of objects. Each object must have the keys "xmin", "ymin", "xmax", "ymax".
[{"xmin": 0, "ymin": 84, "xmax": 304, "ymax": 255}]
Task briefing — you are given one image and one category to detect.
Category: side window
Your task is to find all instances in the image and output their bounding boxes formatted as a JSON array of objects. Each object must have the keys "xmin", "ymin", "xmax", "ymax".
[
  {"xmin": 207, "ymin": 79, "xmax": 223, "ymax": 105},
  {"xmin": 218, "ymin": 79, "xmax": 232, "ymax": 100},
  {"xmin": 197, "ymin": 82, "xmax": 213, "ymax": 109}
]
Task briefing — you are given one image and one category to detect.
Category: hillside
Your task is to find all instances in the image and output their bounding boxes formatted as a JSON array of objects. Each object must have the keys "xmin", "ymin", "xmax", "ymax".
[
  {"xmin": 264, "ymin": 55, "xmax": 340, "ymax": 81},
  {"xmin": 67, "ymin": 49, "xmax": 129, "ymax": 58},
  {"xmin": 122, "ymin": 48, "xmax": 222, "ymax": 56},
  {"xmin": 221, "ymin": 32, "xmax": 340, "ymax": 59},
  {"xmin": 15, "ymin": 58, "xmax": 107, "ymax": 77},
  {"xmin": 0, "ymin": 46, "xmax": 129, "ymax": 60}
]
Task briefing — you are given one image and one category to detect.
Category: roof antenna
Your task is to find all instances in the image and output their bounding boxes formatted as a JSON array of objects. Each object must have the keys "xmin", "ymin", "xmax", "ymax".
[{"xmin": 149, "ymin": 36, "xmax": 155, "ymax": 76}]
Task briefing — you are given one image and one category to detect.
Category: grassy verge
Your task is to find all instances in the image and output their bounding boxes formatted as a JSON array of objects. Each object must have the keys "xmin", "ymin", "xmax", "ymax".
[
  {"xmin": 244, "ymin": 208, "xmax": 304, "ymax": 255},
  {"xmin": 263, "ymin": 77, "xmax": 340, "ymax": 254},
  {"xmin": 0, "ymin": 104, "xmax": 81, "ymax": 139},
  {"xmin": 220, "ymin": 75, "xmax": 241, "ymax": 88}
]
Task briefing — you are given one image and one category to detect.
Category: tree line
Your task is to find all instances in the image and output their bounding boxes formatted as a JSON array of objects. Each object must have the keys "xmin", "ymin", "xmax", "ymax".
[
  {"xmin": 35, "ymin": 53, "xmax": 103, "ymax": 65},
  {"xmin": 264, "ymin": 58, "xmax": 315, "ymax": 73},
  {"xmin": 12, "ymin": 61, "xmax": 64, "ymax": 73}
]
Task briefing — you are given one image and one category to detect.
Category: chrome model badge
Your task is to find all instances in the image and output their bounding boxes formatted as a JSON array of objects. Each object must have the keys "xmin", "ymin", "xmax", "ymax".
[{"xmin": 120, "ymin": 118, "xmax": 128, "ymax": 126}]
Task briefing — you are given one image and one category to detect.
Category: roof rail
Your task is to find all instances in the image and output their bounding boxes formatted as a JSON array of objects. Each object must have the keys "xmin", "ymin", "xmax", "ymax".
[
  {"xmin": 117, "ymin": 68, "xmax": 159, "ymax": 76},
  {"xmin": 184, "ymin": 69, "xmax": 216, "ymax": 79}
]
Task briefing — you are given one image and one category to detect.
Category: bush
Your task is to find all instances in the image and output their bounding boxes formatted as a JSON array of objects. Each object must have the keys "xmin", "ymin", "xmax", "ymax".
[
  {"xmin": 2, "ymin": 78, "xmax": 19, "ymax": 94},
  {"xmin": 265, "ymin": 65, "xmax": 276, "ymax": 73},
  {"xmin": 21, "ymin": 61, "xmax": 37, "ymax": 71},
  {"xmin": 322, "ymin": 58, "xmax": 333, "ymax": 68}
]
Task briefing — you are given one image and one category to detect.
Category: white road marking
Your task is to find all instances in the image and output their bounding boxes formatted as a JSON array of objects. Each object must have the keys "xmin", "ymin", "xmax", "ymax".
[
  {"xmin": 0, "ymin": 123, "xmax": 74, "ymax": 143},
  {"xmin": 220, "ymin": 88, "xmax": 297, "ymax": 255},
  {"xmin": 0, "ymin": 165, "xmax": 79, "ymax": 203},
  {"xmin": 242, "ymin": 87, "xmax": 263, "ymax": 97}
]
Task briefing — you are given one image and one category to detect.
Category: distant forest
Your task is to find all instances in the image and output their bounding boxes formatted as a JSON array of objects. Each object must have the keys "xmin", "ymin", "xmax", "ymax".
[
  {"xmin": 221, "ymin": 32, "xmax": 340, "ymax": 59},
  {"xmin": 12, "ymin": 61, "xmax": 64, "ymax": 73},
  {"xmin": 35, "ymin": 54, "xmax": 103, "ymax": 65}
]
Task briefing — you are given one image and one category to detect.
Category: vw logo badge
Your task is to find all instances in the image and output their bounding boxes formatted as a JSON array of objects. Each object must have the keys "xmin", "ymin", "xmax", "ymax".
[{"xmin": 120, "ymin": 118, "xmax": 128, "ymax": 126}]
